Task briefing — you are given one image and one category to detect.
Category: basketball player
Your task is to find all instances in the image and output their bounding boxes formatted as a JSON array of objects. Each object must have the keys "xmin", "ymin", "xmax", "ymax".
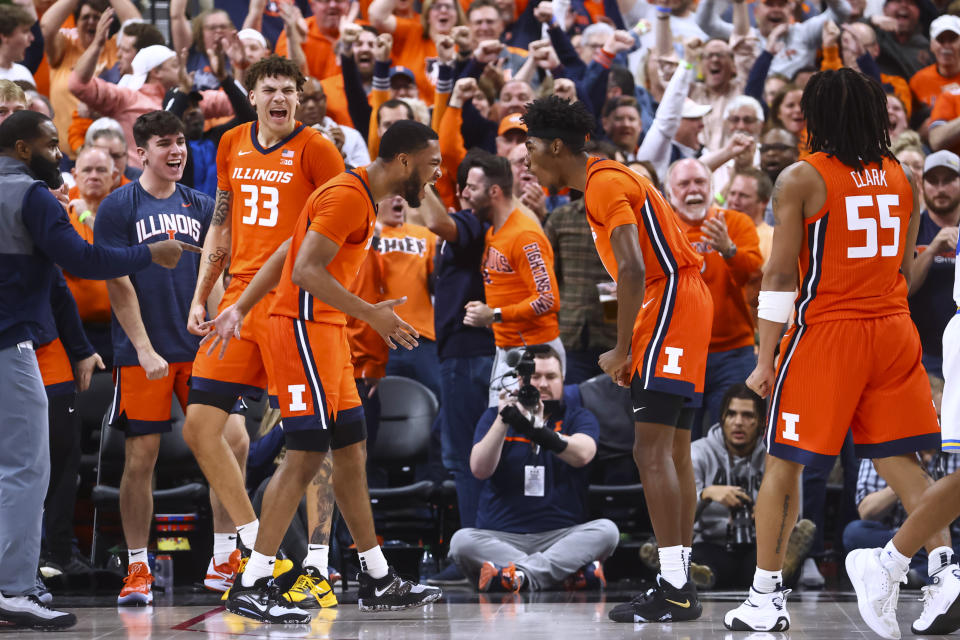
[
  {"xmin": 522, "ymin": 96, "xmax": 713, "ymax": 622},
  {"xmin": 201, "ymin": 120, "xmax": 444, "ymax": 622},
  {"xmin": 183, "ymin": 54, "xmax": 345, "ymax": 603},
  {"xmin": 93, "ymin": 111, "xmax": 214, "ymax": 605},
  {"xmin": 721, "ymin": 68, "xmax": 948, "ymax": 635}
]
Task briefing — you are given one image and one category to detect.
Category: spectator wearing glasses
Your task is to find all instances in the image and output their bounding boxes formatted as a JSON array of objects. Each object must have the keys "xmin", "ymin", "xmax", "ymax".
[
  {"xmin": 170, "ymin": 0, "xmax": 237, "ymax": 91},
  {"xmin": 757, "ymin": 127, "xmax": 798, "ymax": 224}
]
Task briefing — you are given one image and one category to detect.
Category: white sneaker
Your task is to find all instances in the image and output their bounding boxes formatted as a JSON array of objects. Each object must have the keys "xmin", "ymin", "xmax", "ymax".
[
  {"xmin": 799, "ymin": 557, "xmax": 825, "ymax": 589},
  {"xmin": 723, "ymin": 587, "xmax": 791, "ymax": 631},
  {"xmin": 0, "ymin": 593, "xmax": 76, "ymax": 629},
  {"xmin": 913, "ymin": 564, "xmax": 960, "ymax": 635},
  {"xmin": 846, "ymin": 548, "xmax": 905, "ymax": 640}
]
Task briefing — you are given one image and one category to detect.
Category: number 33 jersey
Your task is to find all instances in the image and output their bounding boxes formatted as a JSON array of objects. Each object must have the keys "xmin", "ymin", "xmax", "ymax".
[
  {"xmin": 797, "ymin": 153, "xmax": 912, "ymax": 325},
  {"xmin": 217, "ymin": 122, "xmax": 345, "ymax": 283}
]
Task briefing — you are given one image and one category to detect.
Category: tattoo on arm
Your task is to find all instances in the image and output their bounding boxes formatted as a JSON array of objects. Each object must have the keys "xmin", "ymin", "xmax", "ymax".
[
  {"xmin": 308, "ymin": 454, "xmax": 335, "ymax": 545},
  {"xmin": 212, "ymin": 189, "xmax": 232, "ymax": 226},
  {"xmin": 774, "ymin": 494, "xmax": 790, "ymax": 555},
  {"xmin": 207, "ymin": 247, "xmax": 228, "ymax": 267},
  {"xmin": 770, "ymin": 176, "xmax": 785, "ymax": 227}
]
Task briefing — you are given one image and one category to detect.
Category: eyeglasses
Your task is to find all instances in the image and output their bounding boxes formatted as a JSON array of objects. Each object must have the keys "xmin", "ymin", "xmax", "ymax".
[
  {"xmin": 759, "ymin": 143, "xmax": 794, "ymax": 153},
  {"xmin": 727, "ymin": 116, "xmax": 759, "ymax": 125},
  {"xmin": 431, "ymin": 3, "xmax": 456, "ymax": 11}
]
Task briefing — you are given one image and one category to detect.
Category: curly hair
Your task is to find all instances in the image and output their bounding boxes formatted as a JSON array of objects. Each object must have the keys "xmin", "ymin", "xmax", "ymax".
[
  {"xmin": 801, "ymin": 68, "xmax": 895, "ymax": 171},
  {"xmin": 521, "ymin": 95, "xmax": 596, "ymax": 153},
  {"xmin": 244, "ymin": 55, "xmax": 307, "ymax": 93}
]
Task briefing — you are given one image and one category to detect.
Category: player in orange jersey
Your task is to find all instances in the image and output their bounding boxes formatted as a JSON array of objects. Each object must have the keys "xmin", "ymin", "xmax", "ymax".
[
  {"xmin": 201, "ymin": 121, "xmax": 444, "ymax": 623},
  {"xmin": 523, "ymin": 96, "xmax": 713, "ymax": 623},
  {"xmin": 182, "ymin": 55, "xmax": 345, "ymax": 599},
  {"xmin": 714, "ymin": 69, "xmax": 949, "ymax": 635}
]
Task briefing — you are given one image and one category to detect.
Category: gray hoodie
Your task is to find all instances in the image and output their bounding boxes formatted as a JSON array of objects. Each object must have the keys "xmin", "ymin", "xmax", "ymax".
[{"xmin": 691, "ymin": 423, "xmax": 766, "ymax": 545}]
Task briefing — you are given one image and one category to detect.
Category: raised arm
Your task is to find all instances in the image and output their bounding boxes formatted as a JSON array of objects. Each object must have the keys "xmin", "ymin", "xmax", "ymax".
[
  {"xmin": 368, "ymin": 0, "xmax": 399, "ymax": 34},
  {"xmin": 70, "ymin": 8, "xmax": 112, "ymax": 86},
  {"xmin": 417, "ymin": 185, "xmax": 458, "ymax": 243},
  {"xmin": 40, "ymin": 0, "xmax": 79, "ymax": 66},
  {"xmin": 169, "ymin": 0, "xmax": 193, "ymax": 61},
  {"xmin": 108, "ymin": 0, "xmax": 140, "ymax": 25},
  {"xmin": 902, "ymin": 165, "xmax": 931, "ymax": 294},
  {"xmin": 243, "ymin": 0, "xmax": 267, "ymax": 31}
]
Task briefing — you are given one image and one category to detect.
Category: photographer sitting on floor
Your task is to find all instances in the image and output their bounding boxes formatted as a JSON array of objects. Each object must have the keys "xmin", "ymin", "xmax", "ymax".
[{"xmin": 448, "ymin": 347, "xmax": 620, "ymax": 592}]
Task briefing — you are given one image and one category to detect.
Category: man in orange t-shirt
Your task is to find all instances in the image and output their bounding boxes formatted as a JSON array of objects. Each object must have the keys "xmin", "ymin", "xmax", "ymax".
[
  {"xmin": 909, "ymin": 15, "xmax": 960, "ymax": 111},
  {"xmin": 377, "ymin": 195, "xmax": 441, "ymax": 396},
  {"xmin": 460, "ymin": 152, "xmax": 562, "ymax": 406},
  {"xmin": 275, "ymin": 0, "xmax": 351, "ymax": 80},
  {"xmin": 667, "ymin": 159, "xmax": 763, "ymax": 437}
]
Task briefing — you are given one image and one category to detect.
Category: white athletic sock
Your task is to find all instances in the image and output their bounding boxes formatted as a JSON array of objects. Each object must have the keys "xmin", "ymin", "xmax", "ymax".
[
  {"xmin": 752, "ymin": 567, "xmax": 783, "ymax": 594},
  {"xmin": 659, "ymin": 545, "xmax": 686, "ymax": 589},
  {"xmin": 304, "ymin": 544, "xmax": 329, "ymax": 576},
  {"xmin": 358, "ymin": 545, "xmax": 389, "ymax": 579},
  {"xmin": 241, "ymin": 551, "xmax": 275, "ymax": 587},
  {"xmin": 881, "ymin": 540, "xmax": 911, "ymax": 582},
  {"xmin": 682, "ymin": 546, "xmax": 692, "ymax": 576},
  {"xmin": 236, "ymin": 520, "xmax": 259, "ymax": 550},
  {"xmin": 213, "ymin": 533, "xmax": 238, "ymax": 565},
  {"xmin": 929, "ymin": 546, "xmax": 954, "ymax": 578},
  {"xmin": 128, "ymin": 548, "xmax": 148, "ymax": 569}
]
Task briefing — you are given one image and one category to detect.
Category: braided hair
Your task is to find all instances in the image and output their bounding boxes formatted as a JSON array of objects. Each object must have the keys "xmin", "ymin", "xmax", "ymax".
[{"xmin": 801, "ymin": 68, "xmax": 896, "ymax": 172}]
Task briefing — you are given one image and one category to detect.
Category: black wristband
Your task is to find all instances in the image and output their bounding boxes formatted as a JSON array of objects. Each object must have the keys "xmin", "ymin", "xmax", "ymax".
[{"xmin": 530, "ymin": 427, "xmax": 568, "ymax": 453}]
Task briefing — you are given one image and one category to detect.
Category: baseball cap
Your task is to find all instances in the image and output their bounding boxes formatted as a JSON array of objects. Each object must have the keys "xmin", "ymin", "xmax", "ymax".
[
  {"xmin": 924, "ymin": 149, "xmax": 960, "ymax": 175},
  {"xmin": 498, "ymin": 113, "xmax": 527, "ymax": 136},
  {"xmin": 389, "ymin": 66, "xmax": 416, "ymax": 83},
  {"xmin": 237, "ymin": 28, "xmax": 268, "ymax": 49},
  {"xmin": 118, "ymin": 45, "xmax": 176, "ymax": 91},
  {"xmin": 932, "ymin": 14, "xmax": 960, "ymax": 40},
  {"xmin": 681, "ymin": 98, "xmax": 712, "ymax": 119}
]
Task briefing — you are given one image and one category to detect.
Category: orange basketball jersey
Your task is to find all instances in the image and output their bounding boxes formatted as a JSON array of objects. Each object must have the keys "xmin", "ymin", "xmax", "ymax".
[
  {"xmin": 583, "ymin": 158, "xmax": 703, "ymax": 285},
  {"xmin": 271, "ymin": 168, "xmax": 378, "ymax": 325},
  {"xmin": 796, "ymin": 153, "xmax": 912, "ymax": 326},
  {"xmin": 216, "ymin": 122, "xmax": 345, "ymax": 283}
]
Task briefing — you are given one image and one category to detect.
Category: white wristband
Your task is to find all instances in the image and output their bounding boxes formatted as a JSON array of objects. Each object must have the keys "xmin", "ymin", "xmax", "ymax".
[{"xmin": 757, "ymin": 290, "xmax": 795, "ymax": 323}]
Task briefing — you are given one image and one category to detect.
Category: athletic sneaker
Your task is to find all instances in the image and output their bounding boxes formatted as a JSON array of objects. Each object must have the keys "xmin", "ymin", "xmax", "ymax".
[
  {"xmin": 33, "ymin": 570, "xmax": 52, "ymax": 605},
  {"xmin": 283, "ymin": 567, "xmax": 338, "ymax": 608},
  {"xmin": 357, "ymin": 567, "xmax": 442, "ymax": 611},
  {"xmin": 846, "ymin": 547, "xmax": 905, "ymax": 640},
  {"xmin": 205, "ymin": 549, "xmax": 242, "ymax": 592},
  {"xmin": 478, "ymin": 562, "xmax": 524, "ymax": 592},
  {"xmin": 117, "ymin": 562, "xmax": 153, "ymax": 606},
  {"xmin": 0, "ymin": 592, "xmax": 76, "ymax": 630},
  {"xmin": 226, "ymin": 575, "xmax": 311, "ymax": 624},
  {"xmin": 427, "ymin": 562, "xmax": 469, "ymax": 586},
  {"xmin": 221, "ymin": 556, "xmax": 294, "ymax": 601},
  {"xmin": 564, "ymin": 561, "xmax": 606, "ymax": 590},
  {"xmin": 913, "ymin": 564, "xmax": 960, "ymax": 635},
  {"xmin": 723, "ymin": 587, "xmax": 791, "ymax": 631},
  {"xmin": 608, "ymin": 576, "xmax": 702, "ymax": 623}
]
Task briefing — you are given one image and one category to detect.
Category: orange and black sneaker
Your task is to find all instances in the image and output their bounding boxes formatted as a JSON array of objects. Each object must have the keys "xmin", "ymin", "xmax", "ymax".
[
  {"xmin": 117, "ymin": 562, "xmax": 153, "ymax": 606},
  {"xmin": 205, "ymin": 549, "xmax": 242, "ymax": 593},
  {"xmin": 564, "ymin": 561, "xmax": 607, "ymax": 591},
  {"xmin": 478, "ymin": 562, "xmax": 524, "ymax": 593}
]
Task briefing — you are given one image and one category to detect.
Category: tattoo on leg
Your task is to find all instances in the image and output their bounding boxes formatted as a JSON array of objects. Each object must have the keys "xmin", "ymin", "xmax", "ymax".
[
  {"xmin": 774, "ymin": 495, "xmax": 790, "ymax": 555},
  {"xmin": 309, "ymin": 454, "xmax": 334, "ymax": 545}
]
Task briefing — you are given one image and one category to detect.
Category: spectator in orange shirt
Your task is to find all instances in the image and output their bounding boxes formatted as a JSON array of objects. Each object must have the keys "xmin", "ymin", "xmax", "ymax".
[
  {"xmin": 64, "ymin": 145, "xmax": 118, "ymax": 365},
  {"xmin": 909, "ymin": 15, "xmax": 960, "ymax": 112},
  {"xmin": 460, "ymin": 152, "xmax": 562, "ymax": 406},
  {"xmin": 377, "ymin": 195, "xmax": 441, "ymax": 397},
  {"xmin": 666, "ymin": 159, "xmax": 762, "ymax": 438},
  {"xmin": 40, "ymin": 0, "xmax": 140, "ymax": 157},
  {"xmin": 275, "ymin": 0, "xmax": 353, "ymax": 80},
  {"xmin": 368, "ymin": 0, "xmax": 466, "ymax": 105}
]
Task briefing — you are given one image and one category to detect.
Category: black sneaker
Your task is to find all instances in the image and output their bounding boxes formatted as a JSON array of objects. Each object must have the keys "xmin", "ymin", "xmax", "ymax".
[
  {"xmin": 0, "ymin": 593, "xmax": 76, "ymax": 629},
  {"xmin": 358, "ymin": 566, "xmax": 443, "ymax": 611},
  {"xmin": 225, "ymin": 574, "xmax": 311, "ymax": 624},
  {"xmin": 608, "ymin": 576, "xmax": 702, "ymax": 623}
]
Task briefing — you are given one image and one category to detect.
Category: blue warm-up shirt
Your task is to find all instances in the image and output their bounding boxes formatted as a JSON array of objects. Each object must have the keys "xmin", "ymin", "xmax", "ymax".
[
  {"xmin": 434, "ymin": 210, "xmax": 495, "ymax": 361},
  {"xmin": 0, "ymin": 156, "xmax": 152, "ymax": 351},
  {"xmin": 93, "ymin": 181, "xmax": 213, "ymax": 367},
  {"xmin": 473, "ymin": 402, "xmax": 599, "ymax": 533}
]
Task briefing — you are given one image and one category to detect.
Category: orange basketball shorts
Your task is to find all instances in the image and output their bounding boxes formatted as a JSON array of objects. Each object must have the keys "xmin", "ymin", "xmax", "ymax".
[
  {"xmin": 766, "ymin": 313, "xmax": 940, "ymax": 469},
  {"xmin": 268, "ymin": 315, "xmax": 365, "ymax": 452},
  {"xmin": 190, "ymin": 281, "xmax": 277, "ymax": 407},
  {"xmin": 630, "ymin": 268, "xmax": 713, "ymax": 408},
  {"xmin": 109, "ymin": 361, "xmax": 192, "ymax": 435},
  {"xmin": 36, "ymin": 338, "xmax": 74, "ymax": 396}
]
